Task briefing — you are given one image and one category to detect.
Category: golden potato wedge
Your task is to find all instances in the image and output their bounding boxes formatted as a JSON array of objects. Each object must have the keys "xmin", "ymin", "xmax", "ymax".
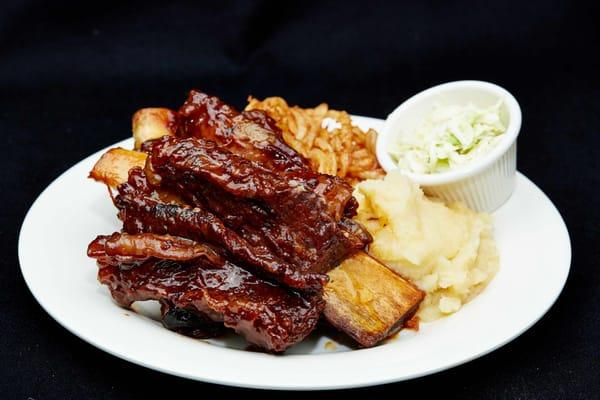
[{"xmin": 132, "ymin": 108, "xmax": 177, "ymax": 149}]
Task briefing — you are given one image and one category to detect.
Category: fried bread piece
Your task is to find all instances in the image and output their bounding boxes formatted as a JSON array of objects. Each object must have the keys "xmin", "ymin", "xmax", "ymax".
[
  {"xmin": 89, "ymin": 148, "xmax": 147, "ymax": 188},
  {"xmin": 324, "ymin": 251, "xmax": 424, "ymax": 347},
  {"xmin": 132, "ymin": 108, "xmax": 177, "ymax": 149}
]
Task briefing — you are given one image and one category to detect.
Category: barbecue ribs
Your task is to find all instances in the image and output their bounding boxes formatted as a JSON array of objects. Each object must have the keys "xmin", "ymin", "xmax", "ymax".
[
  {"xmin": 87, "ymin": 89, "xmax": 378, "ymax": 352},
  {"xmin": 89, "ymin": 233, "xmax": 324, "ymax": 352}
]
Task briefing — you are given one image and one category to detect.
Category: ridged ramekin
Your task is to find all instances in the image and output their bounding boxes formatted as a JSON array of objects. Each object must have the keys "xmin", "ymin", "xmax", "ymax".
[{"xmin": 376, "ymin": 80, "xmax": 522, "ymax": 212}]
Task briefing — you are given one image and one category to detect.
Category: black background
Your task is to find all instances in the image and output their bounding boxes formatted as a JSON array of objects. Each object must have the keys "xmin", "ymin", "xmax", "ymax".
[{"xmin": 2, "ymin": 1, "xmax": 599, "ymax": 398}]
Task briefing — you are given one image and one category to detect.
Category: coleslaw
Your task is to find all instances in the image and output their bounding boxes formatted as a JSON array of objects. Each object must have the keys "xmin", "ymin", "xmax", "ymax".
[{"xmin": 389, "ymin": 100, "xmax": 506, "ymax": 174}]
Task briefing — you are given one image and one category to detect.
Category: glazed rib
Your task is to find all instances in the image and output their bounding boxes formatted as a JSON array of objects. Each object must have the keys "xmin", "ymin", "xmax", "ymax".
[
  {"xmin": 87, "ymin": 232, "xmax": 225, "ymax": 266},
  {"xmin": 146, "ymin": 136, "xmax": 354, "ymax": 221},
  {"xmin": 145, "ymin": 136, "xmax": 369, "ymax": 280},
  {"xmin": 173, "ymin": 91, "xmax": 360, "ymax": 219},
  {"xmin": 176, "ymin": 90, "xmax": 309, "ymax": 172},
  {"xmin": 115, "ymin": 168, "xmax": 328, "ymax": 291},
  {"xmin": 168, "ymin": 173, "xmax": 367, "ymax": 274},
  {"xmin": 159, "ymin": 301, "xmax": 225, "ymax": 339},
  {"xmin": 87, "ymin": 90, "xmax": 385, "ymax": 352},
  {"xmin": 96, "ymin": 257, "xmax": 324, "ymax": 352}
]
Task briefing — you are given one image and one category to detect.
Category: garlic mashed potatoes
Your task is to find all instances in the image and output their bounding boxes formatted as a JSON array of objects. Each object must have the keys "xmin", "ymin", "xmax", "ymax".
[{"xmin": 353, "ymin": 171, "xmax": 499, "ymax": 321}]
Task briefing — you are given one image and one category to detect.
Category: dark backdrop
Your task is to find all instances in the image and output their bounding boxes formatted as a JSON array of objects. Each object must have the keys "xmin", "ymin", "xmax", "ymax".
[{"xmin": 1, "ymin": 1, "xmax": 598, "ymax": 398}]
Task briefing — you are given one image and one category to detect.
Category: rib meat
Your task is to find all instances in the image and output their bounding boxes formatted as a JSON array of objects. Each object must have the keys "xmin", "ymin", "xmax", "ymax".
[
  {"xmin": 114, "ymin": 168, "xmax": 328, "ymax": 291},
  {"xmin": 87, "ymin": 232, "xmax": 222, "ymax": 266},
  {"xmin": 87, "ymin": 90, "xmax": 377, "ymax": 352},
  {"xmin": 144, "ymin": 136, "xmax": 369, "ymax": 281},
  {"xmin": 172, "ymin": 90, "xmax": 360, "ymax": 219},
  {"xmin": 95, "ymin": 256, "xmax": 324, "ymax": 352},
  {"xmin": 147, "ymin": 135, "xmax": 356, "ymax": 221},
  {"xmin": 159, "ymin": 301, "xmax": 225, "ymax": 339},
  {"xmin": 176, "ymin": 90, "xmax": 308, "ymax": 173},
  {"xmin": 169, "ymin": 174, "xmax": 367, "ymax": 273}
]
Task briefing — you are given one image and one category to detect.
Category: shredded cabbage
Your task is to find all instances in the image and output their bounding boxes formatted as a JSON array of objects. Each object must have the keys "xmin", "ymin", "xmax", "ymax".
[{"xmin": 389, "ymin": 100, "xmax": 506, "ymax": 174}]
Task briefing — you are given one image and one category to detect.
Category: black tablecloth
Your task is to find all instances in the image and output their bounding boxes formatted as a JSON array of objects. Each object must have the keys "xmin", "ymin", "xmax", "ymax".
[{"xmin": 2, "ymin": 1, "xmax": 598, "ymax": 398}]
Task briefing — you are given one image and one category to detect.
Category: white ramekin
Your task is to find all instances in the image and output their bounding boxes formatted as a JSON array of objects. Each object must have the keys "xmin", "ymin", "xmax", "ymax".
[{"xmin": 376, "ymin": 80, "xmax": 522, "ymax": 212}]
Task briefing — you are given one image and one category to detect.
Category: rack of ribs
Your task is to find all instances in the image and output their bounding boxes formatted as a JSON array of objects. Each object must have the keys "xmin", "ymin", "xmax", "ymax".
[
  {"xmin": 87, "ymin": 89, "xmax": 419, "ymax": 353},
  {"xmin": 115, "ymin": 167, "xmax": 332, "ymax": 291},
  {"xmin": 128, "ymin": 91, "xmax": 371, "ymax": 292},
  {"xmin": 143, "ymin": 136, "xmax": 368, "ymax": 287},
  {"xmin": 89, "ymin": 233, "xmax": 324, "ymax": 352}
]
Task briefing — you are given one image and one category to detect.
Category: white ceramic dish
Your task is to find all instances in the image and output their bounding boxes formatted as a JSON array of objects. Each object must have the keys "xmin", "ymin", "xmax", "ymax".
[
  {"xmin": 376, "ymin": 81, "xmax": 522, "ymax": 212},
  {"xmin": 18, "ymin": 116, "xmax": 570, "ymax": 390}
]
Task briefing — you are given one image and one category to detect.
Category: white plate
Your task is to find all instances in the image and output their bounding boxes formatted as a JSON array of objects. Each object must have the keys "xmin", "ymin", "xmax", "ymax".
[{"xmin": 18, "ymin": 116, "xmax": 571, "ymax": 390}]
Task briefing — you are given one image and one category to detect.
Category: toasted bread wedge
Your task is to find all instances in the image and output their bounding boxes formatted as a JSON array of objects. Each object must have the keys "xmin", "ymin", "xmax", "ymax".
[
  {"xmin": 132, "ymin": 108, "xmax": 176, "ymax": 149},
  {"xmin": 89, "ymin": 148, "xmax": 147, "ymax": 188},
  {"xmin": 324, "ymin": 251, "xmax": 424, "ymax": 347}
]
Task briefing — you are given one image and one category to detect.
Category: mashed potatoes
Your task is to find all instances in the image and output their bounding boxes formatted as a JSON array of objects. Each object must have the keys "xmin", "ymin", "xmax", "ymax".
[{"xmin": 353, "ymin": 171, "xmax": 499, "ymax": 321}]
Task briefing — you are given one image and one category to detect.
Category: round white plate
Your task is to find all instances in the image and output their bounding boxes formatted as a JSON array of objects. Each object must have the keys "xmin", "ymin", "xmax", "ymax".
[{"xmin": 18, "ymin": 116, "xmax": 571, "ymax": 390}]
